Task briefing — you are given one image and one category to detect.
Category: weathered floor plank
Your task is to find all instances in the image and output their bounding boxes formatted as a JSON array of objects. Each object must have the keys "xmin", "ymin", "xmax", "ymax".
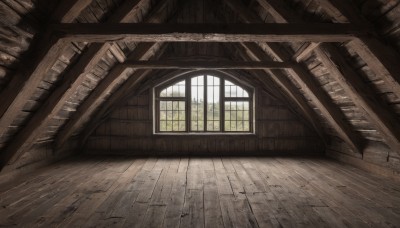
[{"xmin": 0, "ymin": 156, "xmax": 399, "ymax": 228}]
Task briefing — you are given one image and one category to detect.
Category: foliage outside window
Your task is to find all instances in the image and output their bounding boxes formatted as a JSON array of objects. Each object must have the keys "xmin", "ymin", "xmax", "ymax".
[{"xmin": 155, "ymin": 74, "xmax": 253, "ymax": 133}]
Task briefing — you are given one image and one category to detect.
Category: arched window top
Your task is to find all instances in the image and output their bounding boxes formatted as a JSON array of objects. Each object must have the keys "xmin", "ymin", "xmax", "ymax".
[
  {"xmin": 159, "ymin": 80, "xmax": 185, "ymax": 97},
  {"xmin": 155, "ymin": 72, "xmax": 254, "ymax": 134},
  {"xmin": 225, "ymin": 80, "xmax": 249, "ymax": 98}
]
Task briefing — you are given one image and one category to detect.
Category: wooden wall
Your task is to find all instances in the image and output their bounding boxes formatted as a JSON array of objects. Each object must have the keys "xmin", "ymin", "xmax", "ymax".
[{"xmin": 85, "ymin": 82, "xmax": 324, "ymax": 155}]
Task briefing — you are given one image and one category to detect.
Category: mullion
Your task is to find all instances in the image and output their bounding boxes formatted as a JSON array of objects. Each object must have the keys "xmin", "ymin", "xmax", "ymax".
[
  {"xmin": 186, "ymin": 78, "xmax": 190, "ymax": 132},
  {"xmin": 221, "ymin": 79, "xmax": 224, "ymax": 132},
  {"xmin": 204, "ymin": 75, "xmax": 207, "ymax": 132}
]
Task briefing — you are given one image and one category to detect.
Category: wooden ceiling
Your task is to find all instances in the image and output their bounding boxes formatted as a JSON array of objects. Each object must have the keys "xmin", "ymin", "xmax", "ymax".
[{"xmin": 0, "ymin": 0, "xmax": 400, "ymax": 170}]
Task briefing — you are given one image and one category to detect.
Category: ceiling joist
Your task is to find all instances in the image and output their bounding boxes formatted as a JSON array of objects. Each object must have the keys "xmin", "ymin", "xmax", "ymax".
[
  {"xmin": 53, "ymin": 23, "xmax": 368, "ymax": 43},
  {"xmin": 120, "ymin": 60, "xmax": 292, "ymax": 69}
]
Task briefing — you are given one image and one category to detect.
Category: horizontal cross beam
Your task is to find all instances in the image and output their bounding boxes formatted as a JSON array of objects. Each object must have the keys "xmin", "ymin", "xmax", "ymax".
[
  {"xmin": 122, "ymin": 60, "xmax": 292, "ymax": 69},
  {"xmin": 53, "ymin": 23, "xmax": 370, "ymax": 43}
]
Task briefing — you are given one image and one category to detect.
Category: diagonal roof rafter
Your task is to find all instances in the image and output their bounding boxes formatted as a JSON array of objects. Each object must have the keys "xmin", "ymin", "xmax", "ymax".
[
  {"xmin": 224, "ymin": 43, "xmax": 329, "ymax": 144},
  {"xmin": 0, "ymin": 0, "xmax": 174, "ymax": 168},
  {"xmin": 254, "ymin": 0, "xmax": 400, "ymax": 155},
  {"xmin": 0, "ymin": 0, "xmax": 93, "ymax": 168},
  {"xmin": 54, "ymin": 0, "xmax": 185, "ymax": 151},
  {"xmin": 314, "ymin": 0, "xmax": 400, "ymax": 99},
  {"xmin": 224, "ymin": 0, "xmax": 364, "ymax": 153}
]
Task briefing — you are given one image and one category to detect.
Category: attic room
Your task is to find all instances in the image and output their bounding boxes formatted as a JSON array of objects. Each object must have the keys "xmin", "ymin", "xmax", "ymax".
[{"xmin": 0, "ymin": 0, "xmax": 400, "ymax": 227}]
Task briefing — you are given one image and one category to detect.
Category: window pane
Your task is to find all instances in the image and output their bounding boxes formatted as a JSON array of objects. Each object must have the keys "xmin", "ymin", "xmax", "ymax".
[
  {"xmin": 179, "ymin": 121, "xmax": 185, "ymax": 131},
  {"xmin": 207, "ymin": 76, "xmax": 220, "ymax": 131},
  {"xmin": 166, "ymin": 121, "xmax": 173, "ymax": 131},
  {"xmin": 160, "ymin": 101, "xmax": 166, "ymax": 110},
  {"xmin": 160, "ymin": 111, "xmax": 166, "ymax": 120},
  {"xmin": 160, "ymin": 121, "xmax": 166, "ymax": 131},
  {"xmin": 191, "ymin": 76, "xmax": 204, "ymax": 131},
  {"xmin": 160, "ymin": 80, "xmax": 185, "ymax": 97},
  {"xmin": 160, "ymin": 100, "xmax": 186, "ymax": 132},
  {"xmin": 224, "ymin": 80, "xmax": 249, "ymax": 98},
  {"xmin": 224, "ymin": 121, "xmax": 231, "ymax": 131},
  {"xmin": 224, "ymin": 101, "xmax": 250, "ymax": 132}
]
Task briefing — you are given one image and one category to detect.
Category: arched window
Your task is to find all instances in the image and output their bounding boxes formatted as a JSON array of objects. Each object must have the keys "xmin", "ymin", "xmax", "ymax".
[{"xmin": 155, "ymin": 73, "xmax": 253, "ymax": 133}]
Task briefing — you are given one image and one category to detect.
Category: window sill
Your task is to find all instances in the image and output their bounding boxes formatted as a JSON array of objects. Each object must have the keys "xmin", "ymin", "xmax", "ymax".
[{"xmin": 153, "ymin": 132, "xmax": 256, "ymax": 136}]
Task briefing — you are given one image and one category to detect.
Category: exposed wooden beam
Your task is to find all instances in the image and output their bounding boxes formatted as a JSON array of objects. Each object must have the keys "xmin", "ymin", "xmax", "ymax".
[
  {"xmin": 75, "ymin": 44, "xmax": 173, "ymax": 148},
  {"xmin": 226, "ymin": 0, "xmax": 364, "ymax": 153},
  {"xmin": 53, "ymin": 23, "xmax": 367, "ymax": 43},
  {"xmin": 54, "ymin": 65, "xmax": 131, "ymax": 150},
  {"xmin": 78, "ymin": 69, "xmax": 150, "ymax": 146},
  {"xmin": 54, "ymin": 43, "xmax": 161, "ymax": 149},
  {"xmin": 238, "ymin": 42, "xmax": 328, "ymax": 143},
  {"xmin": 0, "ymin": 0, "xmax": 88, "ymax": 141},
  {"xmin": 0, "ymin": 0, "xmax": 151, "ymax": 168},
  {"xmin": 121, "ymin": 60, "xmax": 292, "ymax": 69},
  {"xmin": 293, "ymin": 42, "xmax": 320, "ymax": 62},
  {"xmin": 231, "ymin": 44, "xmax": 328, "ymax": 144},
  {"xmin": 255, "ymin": 0, "xmax": 298, "ymax": 23},
  {"xmin": 315, "ymin": 44, "xmax": 400, "ymax": 153},
  {"xmin": 257, "ymin": 0, "xmax": 400, "ymax": 154},
  {"xmin": 1, "ymin": 0, "xmax": 179, "ymax": 167},
  {"xmin": 0, "ymin": 43, "xmax": 110, "ymax": 167},
  {"xmin": 109, "ymin": 43, "xmax": 126, "ymax": 63},
  {"xmin": 53, "ymin": 0, "xmax": 176, "ymax": 151},
  {"xmin": 315, "ymin": 0, "xmax": 400, "ymax": 98},
  {"xmin": 51, "ymin": 0, "xmax": 92, "ymax": 23}
]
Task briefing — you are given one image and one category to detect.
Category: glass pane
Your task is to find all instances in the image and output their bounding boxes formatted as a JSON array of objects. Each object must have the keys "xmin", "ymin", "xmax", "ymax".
[
  {"xmin": 160, "ymin": 111, "xmax": 166, "ymax": 120},
  {"xmin": 179, "ymin": 121, "xmax": 185, "ymax": 131},
  {"xmin": 167, "ymin": 111, "xmax": 173, "ymax": 120},
  {"xmin": 191, "ymin": 76, "xmax": 204, "ymax": 131},
  {"xmin": 207, "ymin": 76, "xmax": 220, "ymax": 131},
  {"xmin": 243, "ymin": 111, "xmax": 249, "ymax": 120},
  {"xmin": 160, "ymin": 121, "xmax": 166, "ymax": 131},
  {"xmin": 224, "ymin": 80, "xmax": 249, "ymax": 98},
  {"xmin": 160, "ymin": 100, "xmax": 186, "ymax": 132},
  {"xmin": 173, "ymin": 121, "xmax": 179, "ymax": 131},
  {"xmin": 160, "ymin": 80, "xmax": 185, "ymax": 97},
  {"xmin": 179, "ymin": 111, "xmax": 185, "ymax": 121},
  {"xmin": 237, "ymin": 121, "xmax": 243, "ymax": 131},
  {"xmin": 173, "ymin": 111, "xmax": 179, "ymax": 120},
  {"xmin": 160, "ymin": 101, "xmax": 166, "ymax": 110},
  {"xmin": 166, "ymin": 121, "xmax": 173, "ymax": 131},
  {"xmin": 243, "ymin": 122, "xmax": 248, "ymax": 131},
  {"xmin": 224, "ymin": 121, "xmax": 231, "ymax": 131},
  {"xmin": 224, "ymin": 101, "xmax": 250, "ymax": 132}
]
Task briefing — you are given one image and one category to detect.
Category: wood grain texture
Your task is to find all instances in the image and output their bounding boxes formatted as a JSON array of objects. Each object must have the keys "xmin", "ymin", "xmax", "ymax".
[
  {"xmin": 315, "ymin": 0, "xmax": 400, "ymax": 97},
  {"xmin": 315, "ymin": 44, "xmax": 400, "ymax": 154},
  {"xmin": 225, "ymin": 0, "xmax": 364, "ymax": 153},
  {"xmin": 54, "ymin": 23, "xmax": 367, "ymax": 43},
  {"xmin": 0, "ymin": 156, "xmax": 399, "ymax": 227},
  {"xmin": 122, "ymin": 60, "xmax": 292, "ymax": 69}
]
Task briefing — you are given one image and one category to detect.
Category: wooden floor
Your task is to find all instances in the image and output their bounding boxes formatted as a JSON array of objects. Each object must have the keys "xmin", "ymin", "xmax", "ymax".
[{"xmin": 0, "ymin": 156, "xmax": 400, "ymax": 227}]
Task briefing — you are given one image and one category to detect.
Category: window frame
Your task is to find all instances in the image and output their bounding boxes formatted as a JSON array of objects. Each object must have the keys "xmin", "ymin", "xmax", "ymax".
[{"xmin": 154, "ymin": 71, "xmax": 254, "ymax": 134}]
